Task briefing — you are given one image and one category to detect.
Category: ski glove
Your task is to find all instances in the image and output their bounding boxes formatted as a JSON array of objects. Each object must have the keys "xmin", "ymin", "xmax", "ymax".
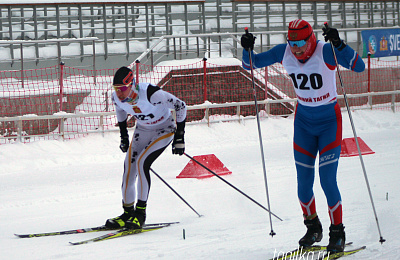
[
  {"xmin": 120, "ymin": 136, "xmax": 129, "ymax": 153},
  {"xmin": 241, "ymin": 33, "xmax": 256, "ymax": 51},
  {"xmin": 118, "ymin": 119, "xmax": 129, "ymax": 153},
  {"xmin": 172, "ymin": 120, "xmax": 186, "ymax": 156},
  {"xmin": 322, "ymin": 26, "xmax": 345, "ymax": 49}
]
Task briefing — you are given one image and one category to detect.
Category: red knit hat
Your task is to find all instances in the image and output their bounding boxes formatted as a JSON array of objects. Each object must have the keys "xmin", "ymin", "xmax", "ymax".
[{"xmin": 288, "ymin": 19, "xmax": 317, "ymax": 60}]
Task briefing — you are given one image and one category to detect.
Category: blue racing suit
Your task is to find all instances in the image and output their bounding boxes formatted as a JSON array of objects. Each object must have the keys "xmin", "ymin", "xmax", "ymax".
[{"xmin": 242, "ymin": 40, "xmax": 365, "ymax": 224}]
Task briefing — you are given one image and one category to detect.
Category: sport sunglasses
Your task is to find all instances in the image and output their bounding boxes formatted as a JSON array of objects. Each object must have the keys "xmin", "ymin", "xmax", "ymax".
[
  {"xmin": 113, "ymin": 83, "xmax": 132, "ymax": 92},
  {"xmin": 287, "ymin": 33, "xmax": 312, "ymax": 47}
]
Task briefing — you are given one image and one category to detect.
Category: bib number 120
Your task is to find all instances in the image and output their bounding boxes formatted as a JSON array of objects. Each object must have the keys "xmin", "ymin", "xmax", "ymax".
[{"xmin": 289, "ymin": 73, "xmax": 323, "ymax": 90}]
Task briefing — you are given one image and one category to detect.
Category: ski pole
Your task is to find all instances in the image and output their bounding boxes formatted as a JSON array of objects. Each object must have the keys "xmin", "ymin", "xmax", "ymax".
[
  {"xmin": 324, "ymin": 22, "xmax": 385, "ymax": 244},
  {"xmin": 184, "ymin": 153, "xmax": 282, "ymax": 222},
  {"xmin": 150, "ymin": 168, "xmax": 202, "ymax": 218},
  {"xmin": 244, "ymin": 27, "xmax": 276, "ymax": 236}
]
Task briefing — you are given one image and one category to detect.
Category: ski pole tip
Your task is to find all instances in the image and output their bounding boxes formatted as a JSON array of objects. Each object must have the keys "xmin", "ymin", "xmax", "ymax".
[
  {"xmin": 269, "ymin": 230, "xmax": 276, "ymax": 237},
  {"xmin": 379, "ymin": 237, "xmax": 386, "ymax": 244}
]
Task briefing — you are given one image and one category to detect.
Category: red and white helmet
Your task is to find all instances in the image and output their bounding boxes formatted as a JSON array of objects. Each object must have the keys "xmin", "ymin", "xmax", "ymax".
[{"xmin": 288, "ymin": 19, "xmax": 317, "ymax": 60}]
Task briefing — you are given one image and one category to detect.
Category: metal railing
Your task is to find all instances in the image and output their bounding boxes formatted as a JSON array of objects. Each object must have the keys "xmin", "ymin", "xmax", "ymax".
[
  {"xmin": 1, "ymin": 91, "xmax": 398, "ymax": 143},
  {"xmin": 0, "ymin": 1, "xmax": 399, "ymax": 69},
  {"xmin": 0, "ymin": 37, "xmax": 98, "ymax": 70},
  {"xmin": 133, "ymin": 26, "xmax": 400, "ymax": 67},
  {"xmin": 1, "ymin": 25, "xmax": 399, "ymax": 73}
]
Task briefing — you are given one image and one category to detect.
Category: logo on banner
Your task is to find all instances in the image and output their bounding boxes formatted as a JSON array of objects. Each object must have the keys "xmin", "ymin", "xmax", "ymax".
[
  {"xmin": 368, "ymin": 35, "xmax": 377, "ymax": 55},
  {"xmin": 380, "ymin": 36, "xmax": 388, "ymax": 51},
  {"xmin": 362, "ymin": 28, "xmax": 400, "ymax": 57}
]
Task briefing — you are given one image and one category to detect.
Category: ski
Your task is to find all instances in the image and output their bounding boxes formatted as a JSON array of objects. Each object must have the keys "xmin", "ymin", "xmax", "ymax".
[
  {"xmin": 69, "ymin": 224, "xmax": 170, "ymax": 245},
  {"xmin": 270, "ymin": 242, "xmax": 353, "ymax": 260},
  {"xmin": 15, "ymin": 222, "xmax": 179, "ymax": 238},
  {"xmin": 318, "ymin": 246, "xmax": 366, "ymax": 260}
]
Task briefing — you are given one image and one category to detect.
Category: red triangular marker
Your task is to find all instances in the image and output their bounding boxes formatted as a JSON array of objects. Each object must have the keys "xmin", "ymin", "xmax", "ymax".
[
  {"xmin": 177, "ymin": 154, "xmax": 232, "ymax": 179},
  {"xmin": 340, "ymin": 137, "xmax": 375, "ymax": 157}
]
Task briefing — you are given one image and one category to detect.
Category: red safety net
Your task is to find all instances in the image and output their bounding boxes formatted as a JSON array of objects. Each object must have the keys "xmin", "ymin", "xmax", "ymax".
[{"xmin": 0, "ymin": 58, "xmax": 399, "ymax": 144}]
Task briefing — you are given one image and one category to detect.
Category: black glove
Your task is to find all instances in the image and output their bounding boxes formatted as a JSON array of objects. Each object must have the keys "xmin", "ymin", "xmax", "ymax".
[
  {"xmin": 241, "ymin": 32, "xmax": 256, "ymax": 51},
  {"xmin": 120, "ymin": 136, "xmax": 129, "ymax": 153},
  {"xmin": 172, "ymin": 120, "xmax": 185, "ymax": 156},
  {"xmin": 322, "ymin": 26, "xmax": 343, "ymax": 49},
  {"xmin": 118, "ymin": 119, "xmax": 129, "ymax": 153}
]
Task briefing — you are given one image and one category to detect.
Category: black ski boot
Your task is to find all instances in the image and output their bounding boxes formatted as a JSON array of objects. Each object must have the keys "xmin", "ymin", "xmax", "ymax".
[
  {"xmin": 299, "ymin": 216, "xmax": 323, "ymax": 247},
  {"xmin": 327, "ymin": 223, "xmax": 345, "ymax": 253},
  {"xmin": 105, "ymin": 205, "xmax": 135, "ymax": 228},
  {"xmin": 126, "ymin": 200, "xmax": 146, "ymax": 229}
]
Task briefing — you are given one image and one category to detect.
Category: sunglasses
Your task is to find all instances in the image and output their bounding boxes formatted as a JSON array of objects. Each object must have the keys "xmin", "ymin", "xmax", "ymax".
[
  {"xmin": 113, "ymin": 83, "xmax": 132, "ymax": 92},
  {"xmin": 287, "ymin": 33, "xmax": 312, "ymax": 47}
]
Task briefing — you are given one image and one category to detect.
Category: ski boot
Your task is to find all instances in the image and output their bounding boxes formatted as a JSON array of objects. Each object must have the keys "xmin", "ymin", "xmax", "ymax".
[
  {"xmin": 327, "ymin": 223, "xmax": 345, "ymax": 253},
  {"xmin": 299, "ymin": 216, "xmax": 323, "ymax": 247},
  {"xmin": 125, "ymin": 200, "xmax": 146, "ymax": 229},
  {"xmin": 105, "ymin": 205, "xmax": 135, "ymax": 228}
]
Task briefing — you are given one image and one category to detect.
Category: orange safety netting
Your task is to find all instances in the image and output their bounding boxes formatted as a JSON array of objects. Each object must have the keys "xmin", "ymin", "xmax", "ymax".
[{"xmin": 0, "ymin": 58, "xmax": 399, "ymax": 144}]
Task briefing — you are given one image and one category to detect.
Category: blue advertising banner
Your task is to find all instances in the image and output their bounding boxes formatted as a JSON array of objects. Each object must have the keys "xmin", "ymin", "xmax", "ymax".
[{"xmin": 361, "ymin": 29, "xmax": 400, "ymax": 58}]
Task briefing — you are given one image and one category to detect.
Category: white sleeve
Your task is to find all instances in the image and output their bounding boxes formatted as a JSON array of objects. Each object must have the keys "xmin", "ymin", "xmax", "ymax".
[{"xmin": 112, "ymin": 92, "xmax": 128, "ymax": 122}]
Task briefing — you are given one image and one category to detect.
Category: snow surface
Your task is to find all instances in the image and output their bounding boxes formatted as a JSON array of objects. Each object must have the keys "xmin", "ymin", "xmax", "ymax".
[{"xmin": 1, "ymin": 109, "xmax": 400, "ymax": 260}]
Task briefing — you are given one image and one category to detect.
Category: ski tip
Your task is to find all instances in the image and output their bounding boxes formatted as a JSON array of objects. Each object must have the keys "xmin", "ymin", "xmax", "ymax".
[
  {"xmin": 165, "ymin": 221, "xmax": 180, "ymax": 225},
  {"xmin": 144, "ymin": 221, "xmax": 180, "ymax": 228},
  {"xmin": 70, "ymin": 241, "xmax": 86, "ymax": 246},
  {"xmin": 15, "ymin": 234, "xmax": 30, "ymax": 238}
]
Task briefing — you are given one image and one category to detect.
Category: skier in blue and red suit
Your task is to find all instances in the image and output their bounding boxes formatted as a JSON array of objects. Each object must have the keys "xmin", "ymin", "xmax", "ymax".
[{"xmin": 241, "ymin": 19, "xmax": 365, "ymax": 252}]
